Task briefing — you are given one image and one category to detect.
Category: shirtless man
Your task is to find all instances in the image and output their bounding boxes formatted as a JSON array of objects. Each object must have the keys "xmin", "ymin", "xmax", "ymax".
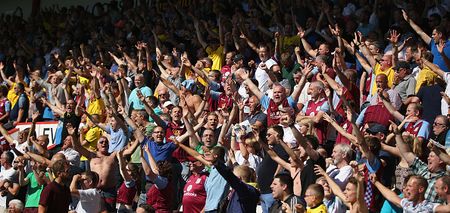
[{"xmin": 69, "ymin": 125, "xmax": 140, "ymax": 211}]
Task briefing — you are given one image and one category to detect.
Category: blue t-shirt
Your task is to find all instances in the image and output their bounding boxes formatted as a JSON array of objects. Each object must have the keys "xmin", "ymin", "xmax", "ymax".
[
  {"xmin": 105, "ymin": 125, "xmax": 130, "ymax": 153},
  {"xmin": 128, "ymin": 86, "xmax": 153, "ymax": 110},
  {"xmin": 143, "ymin": 137, "xmax": 176, "ymax": 162},
  {"xmin": 431, "ymin": 40, "xmax": 450, "ymax": 72},
  {"xmin": 204, "ymin": 166, "xmax": 230, "ymax": 211}
]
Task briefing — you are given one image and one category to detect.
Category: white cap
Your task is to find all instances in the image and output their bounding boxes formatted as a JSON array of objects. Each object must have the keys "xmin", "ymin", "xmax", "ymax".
[{"xmin": 162, "ymin": 101, "xmax": 174, "ymax": 108}]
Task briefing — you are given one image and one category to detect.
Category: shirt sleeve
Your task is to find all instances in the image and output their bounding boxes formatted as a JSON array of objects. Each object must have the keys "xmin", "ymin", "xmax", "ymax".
[
  {"xmin": 406, "ymin": 79, "xmax": 416, "ymax": 97},
  {"xmin": 39, "ymin": 184, "xmax": 52, "ymax": 207},
  {"xmin": 356, "ymin": 108, "xmax": 367, "ymax": 126},
  {"xmin": 319, "ymin": 101, "xmax": 330, "ymax": 112},
  {"xmin": 260, "ymin": 95, "xmax": 270, "ymax": 110},
  {"xmin": 417, "ymin": 122, "xmax": 430, "ymax": 139},
  {"xmin": 18, "ymin": 96, "xmax": 26, "ymax": 108},
  {"xmin": 154, "ymin": 176, "xmax": 168, "ymax": 189},
  {"xmin": 125, "ymin": 180, "xmax": 136, "ymax": 188}
]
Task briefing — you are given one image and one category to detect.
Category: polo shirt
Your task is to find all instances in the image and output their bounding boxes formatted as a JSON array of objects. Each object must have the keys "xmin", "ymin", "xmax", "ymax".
[
  {"xmin": 430, "ymin": 40, "xmax": 450, "ymax": 73},
  {"xmin": 394, "ymin": 75, "xmax": 416, "ymax": 101},
  {"xmin": 143, "ymin": 137, "xmax": 176, "ymax": 162},
  {"xmin": 204, "ymin": 166, "xmax": 229, "ymax": 211},
  {"xmin": 129, "ymin": 86, "xmax": 153, "ymax": 110}
]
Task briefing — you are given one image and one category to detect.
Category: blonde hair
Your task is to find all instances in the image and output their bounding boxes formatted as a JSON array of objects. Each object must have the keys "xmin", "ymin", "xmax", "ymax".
[{"xmin": 297, "ymin": 117, "xmax": 315, "ymax": 136}]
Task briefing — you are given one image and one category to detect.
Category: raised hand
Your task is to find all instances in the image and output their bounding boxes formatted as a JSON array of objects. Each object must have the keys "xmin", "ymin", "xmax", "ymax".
[
  {"xmin": 294, "ymin": 46, "xmax": 301, "ymax": 55},
  {"xmin": 313, "ymin": 164, "xmax": 326, "ymax": 176},
  {"xmin": 388, "ymin": 120, "xmax": 400, "ymax": 134},
  {"xmin": 66, "ymin": 124, "xmax": 75, "ymax": 135},
  {"xmin": 402, "ymin": 9, "xmax": 409, "ymax": 21},
  {"xmin": 322, "ymin": 112, "xmax": 335, "ymax": 123},
  {"xmin": 297, "ymin": 26, "xmax": 305, "ymax": 38},
  {"xmin": 328, "ymin": 24, "xmax": 341, "ymax": 37},
  {"xmin": 387, "ymin": 30, "xmax": 400, "ymax": 44},
  {"xmin": 32, "ymin": 111, "xmax": 40, "ymax": 122}
]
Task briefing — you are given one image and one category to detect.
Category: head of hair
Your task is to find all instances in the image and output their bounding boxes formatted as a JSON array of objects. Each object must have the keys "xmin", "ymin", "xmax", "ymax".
[
  {"xmin": 435, "ymin": 25, "xmax": 448, "ymax": 38},
  {"xmin": 137, "ymin": 203, "xmax": 156, "ymax": 213},
  {"xmin": 8, "ymin": 199, "xmax": 24, "ymax": 212},
  {"xmin": 411, "ymin": 175, "xmax": 428, "ymax": 191},
  {"xmin": 364, "ymin": 136, "xmax": 381, "ymax": 156},
  {"xmin": 156, "ymin": 160, "xmax": 173, "ymax": 180},
  {"xmin": 439, "ymin": 176, "xmax": 450, "ymax": 194},
  {"xmin": 51, "ymin": 159, "xmax": 68, "ymax": 176},
  {"xmin": 233, "ymin": 165, "xmax": 253, "ymax": 183},
  {"xmin": 2, "ymin": 151, "xmax": 14, "ymax": 165},
  {"xmin": 269, "ymin": 125, "xmax": 284, "ymax": 140},
  {"xmin": 307, "ymin": 183, "xmax": 325, "ymax": 200},
  {"xmin": 335, "ymin": 143, "xmax": 353, "ymax": 161},
  {"xmin": 409, "ymin": 102, "xmax": 424, "ymax": 116},
  {"xmin": 82, "ymin": 170, "xmax": 100, "ymax": 187},
  {"xmin": 304, "ymin": 135, "xmax": 319, "ymax": 150},
  {"xmin": 16, "ymin": 82, "xmax": 25, "ymax": 91},
  {"xmin": 422, "ymin": 51, "xmax": 434, "ymax": 61},
  {"xmin": 274, "ymin": 173, "xmax": 293, "ymax": 193},
  {"xmin": 210, "ymin": 70, "xmax": 222, "ymax": 82},
  {"xmin": 211, "ymin": 146, "xmax": 226, "ymax": 161}
]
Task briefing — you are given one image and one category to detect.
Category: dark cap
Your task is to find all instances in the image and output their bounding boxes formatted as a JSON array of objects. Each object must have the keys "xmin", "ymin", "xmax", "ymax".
[
  {"xmin": 393, "ymin": 61, "xmax": 410, "ymax": 71},
  {"xmin": 366, "ymin": 123, "xmax": 387, "ymax": 135},
  {"xmin": 233, "ymin": 54, "xmax": 244, "ymax": 63}
]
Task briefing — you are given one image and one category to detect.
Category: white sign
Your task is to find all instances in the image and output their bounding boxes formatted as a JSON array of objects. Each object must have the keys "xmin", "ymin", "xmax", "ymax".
[{"xmin": 1, "ymin": 121, "xmax": 59, "ymax": 147}]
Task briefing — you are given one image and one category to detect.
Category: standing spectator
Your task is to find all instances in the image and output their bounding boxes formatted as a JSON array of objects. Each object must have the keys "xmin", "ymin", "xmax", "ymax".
[
  {"xmin": 38, "ymin": 159, "xmax": 72, "ymax": 213},
  {"xmin": 70, "ymin": 171, "xmax": 102, "ymax": 213},
  {"xmin": 269, "ymin": 173, "xmax": 305, "ymax": 213}
]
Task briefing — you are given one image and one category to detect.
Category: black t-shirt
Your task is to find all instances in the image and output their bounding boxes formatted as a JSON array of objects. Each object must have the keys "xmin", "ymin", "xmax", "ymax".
[
  {"xmin": 61, "ymin": 112, "xmax": 81, "ymax": 143},
  {"xmin": 300, "ymin": 155, "xmax": 326, "ymax": 196},
  {"xmin": 257, "ymin": 143, "xmax": 289, "ymax": 194}
]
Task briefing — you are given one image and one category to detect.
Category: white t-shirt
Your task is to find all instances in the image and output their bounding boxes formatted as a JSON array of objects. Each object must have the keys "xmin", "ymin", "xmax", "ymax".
[
  {"xmin": 234, "ymin": 150, "xmax": 262, "ymax": 172},
  {"xmin": 255, "ymin": 59, "xmax": 277, "ymax": 94},
  {"xmin": 0, "ymin": 167, "xmax": 17, "ymax": 183},
  {"xmin": 297, "ymin": 82, "xmax": 311, "ymax": 105},
  {"xmin": 75, "ymin": 188, "xmax": 102, "ymax": 213},
  {"xmin": 326, "ymin": 165, "xmax": 353, "ymax": 190}
]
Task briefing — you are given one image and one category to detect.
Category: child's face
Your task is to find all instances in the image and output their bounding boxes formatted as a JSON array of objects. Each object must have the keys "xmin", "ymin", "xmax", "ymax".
[{"xmin": 304, "ymin": 189, "xmax": 318, "ymax": 207}]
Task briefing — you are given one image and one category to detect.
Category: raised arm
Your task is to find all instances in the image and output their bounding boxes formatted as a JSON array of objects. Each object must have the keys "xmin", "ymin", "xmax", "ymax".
[
  {"xmin": 391, "ymin": 121, "xmax": 416, "ymax": 165},
  {"xmin": 69, "ymin": 125, "xmax": 95, "ymax": 160},
  {"xmin": 370, "ymin": 174, "xmax": 401, "ymax": 207},
  {"xmin": 239, "ymin": 71, "xmax": 263, "ymax": 100},
  {"xmin": 402, "ymin": 10, "xmax": 431, "ymax": 44},
  {"xmin": 423, "ymin": 57, "xmax": 446, "ymax": 78},
  {"xmin": 380, "ymin": 93, "xmax": 404, "ymax": 121},
  {"xmin": 314, "ymin": 165, "xmax": 351, "ymax": 208},
  {"xmin": 194, "ymin": 19, "xmax": 208, "ymax": 49},
  {"xmin": 173, "ymin": 138, "xmax": 212, "ymax": 167},
  {"xmin": 298, "ymin": 27, "xmax": 317, "ymax": 57}
]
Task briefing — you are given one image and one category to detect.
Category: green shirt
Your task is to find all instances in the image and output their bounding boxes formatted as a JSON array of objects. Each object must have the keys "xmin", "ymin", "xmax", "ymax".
[{"xmin": 25, "ymin": 171, "xmax": 50, "ymax": 208}]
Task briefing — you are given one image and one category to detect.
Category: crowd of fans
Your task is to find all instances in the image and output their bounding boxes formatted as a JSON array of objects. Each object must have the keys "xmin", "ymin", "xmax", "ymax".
[{"xmin": 1, "ymin": 0, "xmax": 450, "ymax": 212}]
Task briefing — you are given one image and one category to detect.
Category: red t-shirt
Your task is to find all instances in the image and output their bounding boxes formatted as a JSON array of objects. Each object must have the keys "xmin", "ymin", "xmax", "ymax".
[
  {"xmin": 182, "ymin": 172, "xmax": 208, "ymax": 213},
  {"xmin": 116, "ymin": 181, "xmax": 137, "ymax": 205}
]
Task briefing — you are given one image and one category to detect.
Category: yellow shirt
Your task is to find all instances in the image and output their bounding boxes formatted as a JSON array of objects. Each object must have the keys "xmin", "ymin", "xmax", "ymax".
[
  {"xmin": 282, "ymin": 35, "xmax": 301, "ymax": 51},
  {"xmin": 415, "ymin": 66, "xmax": 438, "ymax": 93},
  {"xmin": 80, "ymin": 126, "xmax": 102, "ymax": 161},
  {"xmin": 307, "ymin": 203, "xmax": 327, "ymax": 213},
  {"xmin": 206, "ymin": 45, "xmax": 224, "ymax": 71},
  {"xmin": 7, "ymin": 82, "xmax": 28, "ymax": 107},
  {"xmin": 371, "ymin": 63, "xmax": 395, "ymax": 95},
  {"xmin": 86, "ymin": 98, "xmax": 105, "ymax": 117}
]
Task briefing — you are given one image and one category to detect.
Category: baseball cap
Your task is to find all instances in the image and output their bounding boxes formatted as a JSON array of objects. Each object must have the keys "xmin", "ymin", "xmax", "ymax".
[
  {"xmin": 233, "ymin": 54, "xmax": 244, "ymax": 63},
  {"xmin": 366, "ymin": 123, "xmax": 388, "ymax": 135}
]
